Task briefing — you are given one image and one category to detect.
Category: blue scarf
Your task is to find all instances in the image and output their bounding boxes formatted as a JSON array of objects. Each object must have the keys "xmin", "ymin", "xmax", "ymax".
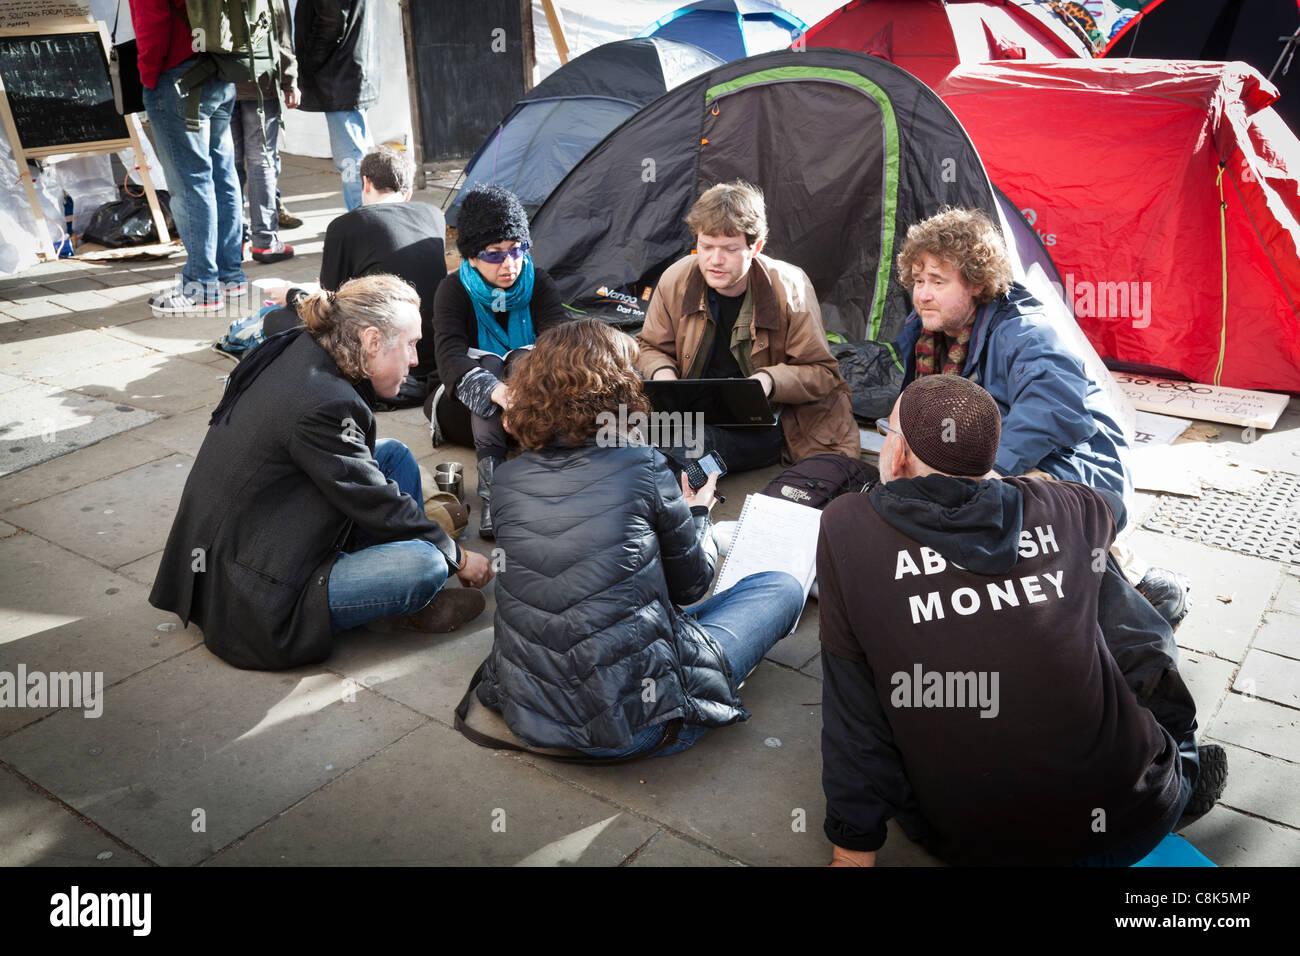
[{"xmin": 459, "ymin": 257, "xmax": 536, "ymax": 356}]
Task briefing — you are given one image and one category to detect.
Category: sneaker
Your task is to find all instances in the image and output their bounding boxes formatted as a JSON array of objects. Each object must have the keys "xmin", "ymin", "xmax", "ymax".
[
  {"xmin": 251, "ymin": 239, "xmax": 294, "ymax": 264},
  {"xmin": 277, "ymin": 202, "xmax": 303, "ymax": 230},
  {"xmin": 391, "ymin": 587, "xmax": 486, "ymax": 634},
  {"xmin": 1179, "ymin": 744, "xmax": 1228, "ymax": 823},
  {"xmin": 149, "ymin": 287, "xmax": 222, "ymax": 315},
  {"xmin": 1137, "ymin": 567, "xmax": 1191, "ymax": 630},
  {"xmin": 224, "ymin": 279, "xmax": 248, "ymax": 297}
]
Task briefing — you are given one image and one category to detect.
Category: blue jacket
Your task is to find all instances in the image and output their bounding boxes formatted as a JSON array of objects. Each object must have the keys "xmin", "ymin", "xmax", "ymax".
[{"xmin": 895, "ymin": 282, "xmax": 1132, "ymax": 524}]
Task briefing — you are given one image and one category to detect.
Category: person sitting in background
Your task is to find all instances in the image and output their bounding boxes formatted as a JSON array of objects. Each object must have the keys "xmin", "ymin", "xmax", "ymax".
[
  {"xmin": 635, "ymin": 180, "xmax": 859, "ymax": 471},
  {"xmin": 265, "ymin": 146, "xmax": 447, "ymax": 407},
  {"xmin": 427, "ymin": 185, "xmax": 567, "ymax": 539},
  {"xmin": 151, "ymin": 274, "xmax": 492, "ymax": 671},
  {"xmin": 473, "ymin": 319, "xmax": 804, "ymax": 759},
  {"xmin": 891, "ymin": 207, "xmax": 1189, "ymax": 627}
]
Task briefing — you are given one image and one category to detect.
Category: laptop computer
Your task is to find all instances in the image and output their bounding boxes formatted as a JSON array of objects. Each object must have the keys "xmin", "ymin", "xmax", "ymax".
[{"xmin": 642, "ymin": 378, "xmax": 777, "ymax": 427}]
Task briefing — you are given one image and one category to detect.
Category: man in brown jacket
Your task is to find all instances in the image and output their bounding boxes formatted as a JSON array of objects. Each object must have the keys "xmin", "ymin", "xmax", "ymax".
[{"xmin": 636, "ymin": 181, "xmax": 859, "ymax": 470}]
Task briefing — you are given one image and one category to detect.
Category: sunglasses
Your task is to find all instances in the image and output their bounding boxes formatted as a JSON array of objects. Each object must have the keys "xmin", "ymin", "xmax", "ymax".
[
  {"xmin": 476, "ymin": 243, "xmax": 529, "ymax": 264},
  {"xmin": 876, "ymin": 418, "xmax": 902, "ymax": 438}
]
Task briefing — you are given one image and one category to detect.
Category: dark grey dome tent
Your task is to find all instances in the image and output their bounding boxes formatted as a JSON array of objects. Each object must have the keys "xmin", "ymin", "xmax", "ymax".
[
  {"xmin": 529, "ymin": 47, "xmax": 1005, "ymax": 343},
  {"xmin": 446, "ymin": 38, "xmax": 722, "ymax": 227}
]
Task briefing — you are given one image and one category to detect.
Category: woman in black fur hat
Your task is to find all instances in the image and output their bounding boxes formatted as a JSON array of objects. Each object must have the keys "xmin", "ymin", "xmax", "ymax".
[{"xmin": 429, "ymin": 185, "xmax": 568, "ymax": 539}]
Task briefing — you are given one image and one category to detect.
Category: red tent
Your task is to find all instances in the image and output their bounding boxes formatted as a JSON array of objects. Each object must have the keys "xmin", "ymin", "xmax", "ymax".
[
  {"xmin": 940, "ymin": 60, "xmax": 1300, "ymax": 392},
  {"xmin": 801, "ymin": 0, "xmax": 1092, "ymax": 89}
]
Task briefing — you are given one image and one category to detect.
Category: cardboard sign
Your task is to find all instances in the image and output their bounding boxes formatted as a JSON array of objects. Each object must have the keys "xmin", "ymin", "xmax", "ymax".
[{"xmin": 1112, "ymin": 373, "xmax": 1290, "ymax": 430}]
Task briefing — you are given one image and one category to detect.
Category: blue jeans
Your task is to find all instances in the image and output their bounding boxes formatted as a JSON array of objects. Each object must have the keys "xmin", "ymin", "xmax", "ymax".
[
  {"xmin": 327, "ymin": 439, "xmax": 450, "ymax": 631},
  {"xmin": 231, "ymin": 98, "xmax": 282, "ymax": 247},
  {"xmin": 585, "ymin": 570, "xmax": 805, "ymax": 758},
  {"xmin": 325, "ymin": 109, "xmax": 372, "ymax": 211},
  {"xmin": 141, "ymin": 58, "xmax": 246, "ymax": 296}
]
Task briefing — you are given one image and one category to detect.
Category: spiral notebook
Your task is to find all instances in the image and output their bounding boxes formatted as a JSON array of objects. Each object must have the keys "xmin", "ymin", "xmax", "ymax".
[{"xmin": 713, "ymin": 494, "xmax": 823, "ymax": 627}]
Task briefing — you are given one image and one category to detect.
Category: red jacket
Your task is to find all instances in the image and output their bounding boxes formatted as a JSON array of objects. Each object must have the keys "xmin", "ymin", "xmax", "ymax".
[{"xmin": 128, "ymin": 0, "xmax": 194, "ymax": 89}]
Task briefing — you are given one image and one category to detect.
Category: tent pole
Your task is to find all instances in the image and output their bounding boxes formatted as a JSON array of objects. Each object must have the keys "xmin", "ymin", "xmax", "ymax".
[
  {"xmin": 1267, "ymin": 28, "xmax": 1298, "ymax": 84},
  {"xmin": 541, "ymin": 0, "xmax": 570, "ymax": 64}
]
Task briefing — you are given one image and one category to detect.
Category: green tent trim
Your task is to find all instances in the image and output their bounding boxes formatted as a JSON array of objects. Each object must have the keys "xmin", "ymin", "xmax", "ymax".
[{"xmin": 705, "ymin": 66, "xmax": 900, "ymax": 339}]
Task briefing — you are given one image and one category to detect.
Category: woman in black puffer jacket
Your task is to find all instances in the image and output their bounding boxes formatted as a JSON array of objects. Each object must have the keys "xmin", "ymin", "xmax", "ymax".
[{"xmin": 475, "ymin": 319, "xmax": 804, "ymax": 758}]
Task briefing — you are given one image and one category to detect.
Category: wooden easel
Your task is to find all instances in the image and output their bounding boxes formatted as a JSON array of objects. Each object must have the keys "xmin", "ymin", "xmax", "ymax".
[{"xmin": 0, "ymin": 20, "xmax": 169, "ymax": 261}]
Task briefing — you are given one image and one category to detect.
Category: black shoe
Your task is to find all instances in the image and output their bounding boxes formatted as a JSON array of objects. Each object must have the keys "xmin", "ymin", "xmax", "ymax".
[
  {"xmin": 392, "ymin": 587, "xmax": 486, "ymax": 633},
  {"xmin": 1137, "ymin": 567, "xmax": 1191, "ymax": 630},
  {"xmin": 477, "ymin": 456, "xmax": 500, "ymax": 540},
  {"xmin": 1179, "ymin": 744, "xmax": 1228, "ymax": 824}
]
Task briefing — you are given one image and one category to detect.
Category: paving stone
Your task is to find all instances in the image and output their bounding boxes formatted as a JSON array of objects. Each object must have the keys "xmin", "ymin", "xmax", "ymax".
[
  {"xmin": 0, "ymin": 431, "xmax": 171, "ymax": 510},
  {"xmin": 206, "ymin": 721, "xmax": 659, "ymax": 866},
  {"xmin": 41, "ymin": 277, "xmax": 117, "ymax": 295},
  {"xmin": 0, "ymin": 380, "xmax": 161, "ymax": 476},
  {"xmin": 762, "ymin": 610, "xmax": 820, "ymax": 668},
  {"xmin": 1252, "ymin": 612, "xmax": 1300, "ymax": 661},
  {"xmin": 800, "ymin": 653, "xmax": 823, "ymax": 680},
  {"xmin": 42, "ymin": 290, "xmax": 119, "ymax": 315},
  {"xmin": 40, "ymin": 353, "xmax": 228, "ymax": 415},
  {"xmin": 4, "ymin": 454, "xmax": 192, "ymax": 567},
  {"xmin": 0, "ymin": 519, "xmax": 18, "ymax": 537},
  {"xmin": 0, "ymin": 371, "xmax": 26, "ymax": 394},
  {"xmin": 115, "ymin": 550, "xmax": 162, "ymax": 588},
  {"xmin": 627, "ymin": 829, "xmax": 739, "ymax": 866},
  {"xmin": 1233, "ymin": 649, "xmax": 1300, "ymax": 709},
  {"xmin": 68, "ymin": 282, "xmax": 148, "ymax": 306},
  {"xmin": 1177, "ymin": 805, "xmax": 1300, "ymax": 867},
  {"xmin": 0, "ymin": 647, "xmax": 423, "ymax": 865},
  {"xmin": 0, "ymin": 298, "xmax": 73, "ymax": 321},
  {"xmin": 1210, "ymin": 743, "xmax": 1300, "ymax": 829},
  {"xmin": 1272, "ymin": 570, "xmax": 1300, "ymax": 617},
  {"xmin": 81, "ymin": 268, "xmax": 153, "ymax": 288},
  {"xmin": 374, "ymin": 409, "xmax": 435, "ymax": 463},
  {"xmin": 0, "ymin": 326, "xmax": 154, "ymax": 378},
  {"xmin": 490, "ymin": 664, "xmax": 845, "ymax": 867},
  {"xmin": 129, "ymin": 408, "xmax": 212, "ymax": 457},
  {"xmin": 1179, "ymin": 649, "xmax": 1239, "ymax": 719},
  {"xmin": 103, "ymin": 312, "xmax": 242, "ymax": 357},
  {"xmin": 0, "ymin": 770, "xmax": 144, "ymax": 867},
  {"xmin": 1126, "ymin": 530, "xmax": 1279, "ymax": 662},
  {"xmin": 0, "ymin": 534, "xmax": 199, "ymax": 736},
  {"xmin": 1206, "ymin": 694, "xmax": 1300, "ymax": 764}
]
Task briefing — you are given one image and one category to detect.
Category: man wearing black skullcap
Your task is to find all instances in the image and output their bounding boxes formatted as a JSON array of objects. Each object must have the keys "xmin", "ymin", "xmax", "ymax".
[{"xmin": 817, "ymin": 376, "xmax": 1223, "ymax": 866}]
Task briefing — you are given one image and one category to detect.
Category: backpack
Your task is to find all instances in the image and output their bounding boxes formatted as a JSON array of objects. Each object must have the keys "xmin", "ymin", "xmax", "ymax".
[
  {"xmin": 760, "ymin": 453, "xmax": 879, "ymax": 510},
  {"xmin": 178, "ymin": 0, "xmax": 279, "ymax": 131}
]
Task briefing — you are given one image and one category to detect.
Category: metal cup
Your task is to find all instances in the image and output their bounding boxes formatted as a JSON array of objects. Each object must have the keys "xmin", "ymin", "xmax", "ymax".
[{"xmin": 435, "ymin": 462, "xmax": 464, "ymax": 502}]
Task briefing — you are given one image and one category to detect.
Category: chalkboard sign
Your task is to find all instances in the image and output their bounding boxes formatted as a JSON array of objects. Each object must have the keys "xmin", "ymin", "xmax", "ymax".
[
  {"xmin": 0, "ymin": 27, "xmax": 128, "ymax": 152},
  {"xmin": 402, "ymin": 1, "xmax": 534, "ymax": 166}
]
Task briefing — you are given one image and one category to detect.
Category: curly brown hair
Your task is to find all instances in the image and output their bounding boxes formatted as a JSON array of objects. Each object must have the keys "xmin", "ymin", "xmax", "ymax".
[
  {"xmin": 505, "ymin": 320, "xmax": 651, "ymax": 450},
  {"xmin": 896, "ymin": 207, "xmax": 1012, "ymax": 305}
]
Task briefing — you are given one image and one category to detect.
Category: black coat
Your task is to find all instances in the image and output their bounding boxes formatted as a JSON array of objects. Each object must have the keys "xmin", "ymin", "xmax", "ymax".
[
  {"xmin": 294, "ymin": 0, "xmax": 378, "ymax": 112},
  {"xmin": 476, "ymin": 441, "xmax": 746, "ymax": 752},
  {"xmin": 149, "ymin": 332, "xmax": 461, "ymax": 670}
]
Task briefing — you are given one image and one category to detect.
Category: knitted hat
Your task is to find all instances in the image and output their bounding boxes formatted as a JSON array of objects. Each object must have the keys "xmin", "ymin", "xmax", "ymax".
[
  {"xmin": 897, "ymin": 375, "xmax": 1001, "ymax": 477},
  {"xmin": 456, "ymin": 185, "xmax": 531, "ymax": 259}
]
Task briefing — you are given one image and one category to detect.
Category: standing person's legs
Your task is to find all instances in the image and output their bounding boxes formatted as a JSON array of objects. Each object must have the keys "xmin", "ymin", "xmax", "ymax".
[
  {"xmin": 324, "ymin": 109, "xmax": 372, "ymax": 211},
  {"xmin": 141, "ymin": 61, "xmax": 227, "ymax": 302},
  {"xmin": 230, "ymin": 100, "xmax": 249, "ymax": 195},
  {"xmin": 242, "ymin": 99, "xmax": 282, "ymax": 249},
  {"xmin": 207, "ymin": 85, "xmax": 246, "ymax": 291}
]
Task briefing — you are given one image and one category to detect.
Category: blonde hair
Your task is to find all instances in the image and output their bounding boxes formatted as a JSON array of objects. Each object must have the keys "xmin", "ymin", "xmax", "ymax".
[
  {"xmin": 685, "ymin": 180, "xmax": 767, "ymax": 246},
  {"xmin": 298, "ymin": 274, "xmax": 420, "ymax": 381},
  {"xmin": 896, "ymin": 207, "xmax": 1012, "ymax": 305}
]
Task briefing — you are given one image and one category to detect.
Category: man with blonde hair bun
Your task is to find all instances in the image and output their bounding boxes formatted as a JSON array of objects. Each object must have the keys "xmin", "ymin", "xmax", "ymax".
[
  {"xmin": 151, "ymin": 274, "xmax": 491, "ymax": 671},
  {"xmin": 636, "ymin": 180, "xmax": 858, "ymax": 472}
]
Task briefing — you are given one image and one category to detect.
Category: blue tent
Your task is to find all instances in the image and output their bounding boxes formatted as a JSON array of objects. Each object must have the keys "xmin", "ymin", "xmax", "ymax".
[
  {"xmin": 447, "ymin": 38, "xmax": 721, "ymax": 226},
  {"xmin": 638, "ymin": 0, "xmax": 806, "ymax": 62}
]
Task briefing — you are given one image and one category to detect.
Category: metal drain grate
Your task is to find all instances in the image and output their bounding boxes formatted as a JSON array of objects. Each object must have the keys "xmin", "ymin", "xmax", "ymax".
[{"xmin": 1142, "ymin": 471, "xmax": 1300, "ymax": 564}]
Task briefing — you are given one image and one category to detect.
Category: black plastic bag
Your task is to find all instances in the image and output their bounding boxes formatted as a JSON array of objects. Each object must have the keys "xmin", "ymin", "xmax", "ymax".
[
  {"xmin": 831, "ymin": 339, "xmax": 905, "ymax": 424},
  {"xmin": 82, "ymin": 188, "xmax": 177, "ymax": 247}
]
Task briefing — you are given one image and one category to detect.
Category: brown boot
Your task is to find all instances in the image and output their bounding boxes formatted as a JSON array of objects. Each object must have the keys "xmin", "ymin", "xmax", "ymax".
[{"xmin": 392, "ymin": 587, "xmax": 486, "ymax": 633}]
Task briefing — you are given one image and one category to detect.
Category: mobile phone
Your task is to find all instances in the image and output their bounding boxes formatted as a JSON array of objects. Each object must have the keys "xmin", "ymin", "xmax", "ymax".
[{"xmin": 685, "ymin": 450, "xmax": 728, "ymax": 490}]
